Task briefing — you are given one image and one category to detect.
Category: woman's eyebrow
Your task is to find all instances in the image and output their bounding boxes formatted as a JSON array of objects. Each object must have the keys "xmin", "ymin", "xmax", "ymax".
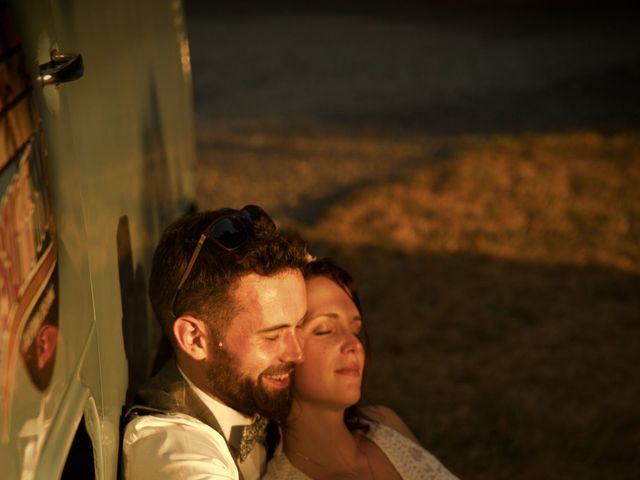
[{"xmin": 305, "ymin": 312, "xmax": 340, "ymax": 321}]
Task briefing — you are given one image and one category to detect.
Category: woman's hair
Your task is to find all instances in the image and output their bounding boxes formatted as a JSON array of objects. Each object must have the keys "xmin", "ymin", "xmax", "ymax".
[{"xmin": 302, "ymin": 258, "xmax": 372, "ymax": 431}]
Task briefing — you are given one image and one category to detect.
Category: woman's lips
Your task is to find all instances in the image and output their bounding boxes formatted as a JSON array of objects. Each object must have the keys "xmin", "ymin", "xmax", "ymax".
[{"xmin": 335, "ymin": 365, "xmax": 361, "ymax": 377}]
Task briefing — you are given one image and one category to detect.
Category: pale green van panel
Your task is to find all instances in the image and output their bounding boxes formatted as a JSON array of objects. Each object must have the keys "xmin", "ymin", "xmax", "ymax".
[{"xmin": 1, "ymin": 0, "xmax": 197, "ymax": 478}]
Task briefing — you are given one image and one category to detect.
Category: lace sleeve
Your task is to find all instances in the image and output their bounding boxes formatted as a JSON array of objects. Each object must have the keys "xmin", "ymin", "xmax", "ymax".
[
  {"xmin": 264, "ymin": 450, "xmax": 311, "ymax": 480},
  {"xmin": 370, "ymin": 423, "xmax": 460, "ymax": 480}
]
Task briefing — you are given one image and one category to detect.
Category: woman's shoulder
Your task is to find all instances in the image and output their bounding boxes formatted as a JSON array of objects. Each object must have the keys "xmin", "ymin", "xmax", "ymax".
[
  {"xmin": 361, "ymin": 406, "xmax": 461, "ymax": 480},
  {"xmin": 361, "ymin": 405, "xmax": 419, "ymax": 443}
]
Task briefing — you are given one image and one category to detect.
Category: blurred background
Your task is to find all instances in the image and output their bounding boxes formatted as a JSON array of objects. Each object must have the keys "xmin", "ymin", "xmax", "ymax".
[{"xmin": 183, "ymin": 2, "xmax": 640, "ymax": 479}]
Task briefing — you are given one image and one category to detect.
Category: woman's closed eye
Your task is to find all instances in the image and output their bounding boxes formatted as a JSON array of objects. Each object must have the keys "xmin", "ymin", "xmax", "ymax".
[
  {"xmin": 304, "ymin": 315, "xmax": 335, "ymax": 336},
  {"xmin": 313, "ymin": 326, "xmax": 334, "ymax": 336},
  {"xmin": 352, "ymin": 318, "xmax": 363, "ymax": 335}
]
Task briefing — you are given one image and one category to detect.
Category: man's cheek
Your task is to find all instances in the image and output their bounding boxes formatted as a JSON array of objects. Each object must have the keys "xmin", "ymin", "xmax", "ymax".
[{"xmin": 295, "ymin": 328, "xmax": 307, "ymax": 350}]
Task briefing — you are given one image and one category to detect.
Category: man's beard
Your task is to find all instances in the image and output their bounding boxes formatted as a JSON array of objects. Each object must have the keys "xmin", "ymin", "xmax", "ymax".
[{"xmin": 205, "ymin": 344, "xmax": 294, "ymax": 422}]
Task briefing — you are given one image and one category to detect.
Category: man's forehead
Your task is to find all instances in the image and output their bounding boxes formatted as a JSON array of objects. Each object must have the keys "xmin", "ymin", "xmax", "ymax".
[
  {"xmin": 232, "ymin": 270, "xmax": 302, "ymax": 297},
  {"xmin": 228, "ymin": 270, "xmax": 306, "ymax": 328},
  {"xmin": 241, "ymin": 274, "xmax": 280, "ymax": 303}
]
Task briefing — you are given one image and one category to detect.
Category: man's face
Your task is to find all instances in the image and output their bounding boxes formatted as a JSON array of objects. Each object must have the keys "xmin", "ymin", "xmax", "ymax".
[{"xmin": 205, "ymin": 269, "xmax": 306, "ymax": 420}]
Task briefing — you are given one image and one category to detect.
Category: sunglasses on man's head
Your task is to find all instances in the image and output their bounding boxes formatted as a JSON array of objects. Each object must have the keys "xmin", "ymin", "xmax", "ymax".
[{"xmin": 169, "ymin": 205, "xmax": 275, "ymax": 318}]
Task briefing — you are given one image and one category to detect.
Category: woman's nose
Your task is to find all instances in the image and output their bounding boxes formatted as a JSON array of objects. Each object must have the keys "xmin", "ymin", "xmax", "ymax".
[{"xmin": 341, "ymin": 330, "xmax": 363, "ymax": 354}]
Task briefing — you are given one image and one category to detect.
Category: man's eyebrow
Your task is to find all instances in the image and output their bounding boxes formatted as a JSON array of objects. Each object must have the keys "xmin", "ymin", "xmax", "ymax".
[
  {"xmin": 255, "ymin": 324, "xmax": 290, "ymax": 334},
  {"xmin": 255, "ymin": 314, "xmax": 306, "ymax": 334}
]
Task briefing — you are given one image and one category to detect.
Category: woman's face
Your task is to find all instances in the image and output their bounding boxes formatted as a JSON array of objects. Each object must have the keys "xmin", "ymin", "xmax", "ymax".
[{"xmin": 293, "ymin": 275, "xmax": 365, "ymax": 408}]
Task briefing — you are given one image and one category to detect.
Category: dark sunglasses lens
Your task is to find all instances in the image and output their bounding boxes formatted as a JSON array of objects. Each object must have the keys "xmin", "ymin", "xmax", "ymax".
[
  {"xmin": 209, "ymin": 217, "xmax": 248, "ymax": 250},
  {"xmin": 241, "ymin": 205, "xmax": 275, "ymax": 232}
]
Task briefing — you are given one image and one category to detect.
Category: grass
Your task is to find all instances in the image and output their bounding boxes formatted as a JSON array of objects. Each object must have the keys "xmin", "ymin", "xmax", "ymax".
[{"xmin": 303, "ymin": 131, "xmax": 639, "ymax": 272}]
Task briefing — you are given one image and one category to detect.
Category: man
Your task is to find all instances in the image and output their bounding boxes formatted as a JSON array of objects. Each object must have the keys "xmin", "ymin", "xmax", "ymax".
[{"xmin": 122, "ymin": 206, "xmax": 308, "ymax": 480}]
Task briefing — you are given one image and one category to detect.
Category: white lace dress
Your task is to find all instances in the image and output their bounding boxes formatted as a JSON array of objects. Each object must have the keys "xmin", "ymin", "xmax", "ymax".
[{"xmin": 264, "ymin": 422, "xmax": 459, "ymax": 480}]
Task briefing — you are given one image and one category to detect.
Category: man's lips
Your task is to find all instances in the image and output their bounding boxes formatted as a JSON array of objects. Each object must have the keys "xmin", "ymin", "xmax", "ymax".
[{"xmin": 262, "ymin": 368, "xmax": 293, "ymax": 388}]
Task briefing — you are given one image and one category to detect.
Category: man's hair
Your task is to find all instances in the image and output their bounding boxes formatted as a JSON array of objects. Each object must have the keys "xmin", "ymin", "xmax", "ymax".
[{"xmin": 149, "ymin": 208, "xmax": 308, "ymax": 346}]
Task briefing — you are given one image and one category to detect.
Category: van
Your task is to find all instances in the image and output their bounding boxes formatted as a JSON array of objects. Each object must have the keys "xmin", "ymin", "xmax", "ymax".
[{"xmin": 0, "ymin": 1, "xmax": 196, "ymax": 477}]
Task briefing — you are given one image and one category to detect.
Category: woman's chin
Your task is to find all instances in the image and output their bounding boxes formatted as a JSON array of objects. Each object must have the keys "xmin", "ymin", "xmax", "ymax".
[
  {"xmin": 291, "ymin": 390, "xmax": 362, "ymax": 412},
  {"xmin": 333, "ymin": 389, "xmax": 362, "ymax": 409}
]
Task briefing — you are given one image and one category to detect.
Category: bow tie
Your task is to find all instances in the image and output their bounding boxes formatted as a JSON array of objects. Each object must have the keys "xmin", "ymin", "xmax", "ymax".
[{"xmin": 234, "ymin": 414, "xmax": 269, "ymax": 463}]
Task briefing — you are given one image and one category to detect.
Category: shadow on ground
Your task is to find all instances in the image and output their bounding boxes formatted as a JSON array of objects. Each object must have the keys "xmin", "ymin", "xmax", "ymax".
[{"xmin": 324, "ymin": 60, "xmax": 640, "ymax": 135}]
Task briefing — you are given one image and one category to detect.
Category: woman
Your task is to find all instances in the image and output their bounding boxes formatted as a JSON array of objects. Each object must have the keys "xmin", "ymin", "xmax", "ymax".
[{"xmin": 265, "ymin": 259, "xmax": 458, "ymax": 480}]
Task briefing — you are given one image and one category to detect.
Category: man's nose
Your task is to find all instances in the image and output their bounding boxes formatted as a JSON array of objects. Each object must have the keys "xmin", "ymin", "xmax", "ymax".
[{"xmin": 281, "ymin": 329, "xmax": 304, "ymax": 363}]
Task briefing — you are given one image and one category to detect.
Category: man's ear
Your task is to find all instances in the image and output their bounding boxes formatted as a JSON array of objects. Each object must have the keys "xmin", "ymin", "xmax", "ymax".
[{"xmin": 173, "ymin": 315, "xmax": 209, "ymax": 361}]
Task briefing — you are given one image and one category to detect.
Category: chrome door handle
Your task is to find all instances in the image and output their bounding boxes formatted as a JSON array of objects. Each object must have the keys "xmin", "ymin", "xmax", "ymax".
[{"xmin": 37, "ymin": 51, "xmax": 84, "ymax": 86}]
